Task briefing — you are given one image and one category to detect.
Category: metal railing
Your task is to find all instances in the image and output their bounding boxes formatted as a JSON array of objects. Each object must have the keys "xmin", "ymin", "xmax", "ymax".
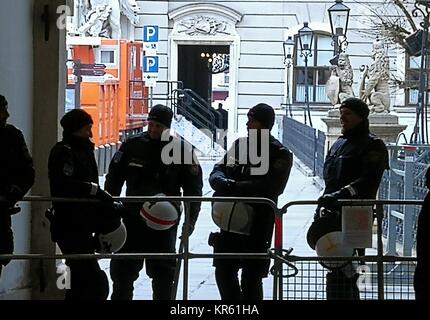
[
  {"xmin": 282, "ymin": 116, "xmax": 326, "ymax": 176},
  {"xmin": 380, "ymin": 144, "xmax": 430, "ymax": 256},
  {"xmin": 0, "ymin": 196, "xmax": 422, "ymax": 300},
  {"xmin": 275, "ymin": 199, "xmax": 422, "ymax": 300}
]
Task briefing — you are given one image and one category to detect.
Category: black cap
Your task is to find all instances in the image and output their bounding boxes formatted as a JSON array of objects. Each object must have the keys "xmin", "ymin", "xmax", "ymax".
[
  {"xmin": 0, "ymin": 94, "xmax": 7, "ymax": 108},
  {"xmin": 148, "ymin": 104, "xmax": 173, "ymax": 128},
  {"xmin": 247, "ymin": 103, "xmax": 275, "ymax": 130},
  {"xmin": 60, "ymin": 109, "xmax": 93, "ymax": 133},
  {"xmin": 339, "ymin": 98, "xmax": 370, "ymax": 120}
]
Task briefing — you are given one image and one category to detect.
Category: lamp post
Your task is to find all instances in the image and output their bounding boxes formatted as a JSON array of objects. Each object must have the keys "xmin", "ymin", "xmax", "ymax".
[
  {"xmin": 328, "ymin": 0, "xmax": 350, "ymax": 59},
  {"xmin": 283, "ymin": 36, "xmax": 295, "ymax": 117},
  {"xmin": 298, "ymin": 22, "xmax": 314, "ymax": 127},
  {"xmin": 409, "ymin": 0, "xmax": 430, "ymax": 144},
  {"xmin": 201, "ymin": 52, "xmax": 214, "ymax": 108}
]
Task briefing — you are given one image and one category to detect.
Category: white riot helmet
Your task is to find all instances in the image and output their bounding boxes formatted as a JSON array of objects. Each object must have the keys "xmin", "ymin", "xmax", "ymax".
[
  {"xmin": 212, "ymin": 202, "xmax": 255, "ymax": 235},
  {"xmin": 307, "ymin": 208, "xmax": 354, "ymax": 269},
  {"xmin": 140, "ymin": 194, "xmax": 179, "ymax": 230},
  {"xmin": 96, "ymin": 220, "xmax": 127, "ymax": 254},
  {"xmin": 315, "ymin": 231, "xmax": 354, "ymax": 269}
]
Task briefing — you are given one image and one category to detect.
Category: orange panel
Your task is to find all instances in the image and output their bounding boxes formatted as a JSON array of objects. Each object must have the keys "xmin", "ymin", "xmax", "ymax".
[{"xmin": 72, "ymin": 46, "xmax": 95, "ymax": 64}]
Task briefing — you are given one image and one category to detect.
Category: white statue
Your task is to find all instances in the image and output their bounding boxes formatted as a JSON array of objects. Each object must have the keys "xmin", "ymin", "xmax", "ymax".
[
  {"xmin": 360, "ymin": 37, "xmax": 391, "ymax": 113},
  {"xmin": 120, "ymin": 0, "xmax": 140, "ymax": 26},
  {"xmin": 326, "ymin": 66, "xmax": 340, "ymax": 106},
  {"xmin": 75, "ymin": 0, "xmax": 140, "ymax": 38},
  {"xmin": 325, "ymin": 52, "xmax": 355, "ymax": 106}
]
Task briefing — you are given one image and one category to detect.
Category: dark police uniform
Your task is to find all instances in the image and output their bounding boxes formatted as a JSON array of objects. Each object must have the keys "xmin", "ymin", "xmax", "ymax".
[
  {"xmin": 48, "ymin": 134, "xmax": 110, "ymax": 300},
  {"xmin": 414, "ymin": 166, "xmax": 430, "ymax": 300},
  {"xmin": 105, "ymin": 132, "xmax": 203, "ymax": 300},
  {"xmin": 0, "ymin": 124, "xmax": 35, "ymax": 276},
  {"xmin": 209, "ymin": 135, "xmax": 293, "ymax": 300},
  {"xmin": 320, "ymin": 121, "xmax": 389, "ymax": 300}
]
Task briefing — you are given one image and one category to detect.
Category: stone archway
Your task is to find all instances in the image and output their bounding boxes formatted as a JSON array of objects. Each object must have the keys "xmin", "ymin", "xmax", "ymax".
[{"xmin": 168, "ymin": 3, "xmax": 242, "ymax": 131}]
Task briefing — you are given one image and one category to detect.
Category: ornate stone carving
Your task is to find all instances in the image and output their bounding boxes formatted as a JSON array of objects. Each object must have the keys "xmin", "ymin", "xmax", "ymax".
[
  {"xmin": 326, "ymin": 66, "xmax": 340, "ymax": 106},
  {"xmin": 326, "ymin": 53, "xmax": 355, "ymax": 106},
  {"xmin": 211, "ymin": 54, "xmax": 230, "ymax": 74},
  {"xmin": 178, "ymin": 16, "xmax": 231, "ymax": 36},
  {"xmin": 73, "ymin": 0, "xmax": 140, "ymax": 38},
  {"xmin": 360, "ymin": 38, "xmax": 391, "ymax": 113}
]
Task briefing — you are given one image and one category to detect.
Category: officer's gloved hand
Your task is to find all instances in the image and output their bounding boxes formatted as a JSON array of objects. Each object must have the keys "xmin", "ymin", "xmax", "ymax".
[
  {"xmin": 317, "ymin": 194, "xmax": 338, "ymax": 209},
  {"xmin": 317, "ymin": 189, "xmax": 350, "ymax": 210},
  {"xmin": 212, "ymin": 176, "xmax": 236, "ymax": 193},
  {"xmin": 96, "ymin": 187, "xmax": 114, "ymax": 204}
]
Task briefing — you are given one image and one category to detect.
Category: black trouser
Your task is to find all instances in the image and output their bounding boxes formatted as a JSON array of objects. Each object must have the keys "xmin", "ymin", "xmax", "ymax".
[
  {"xmin": 215, "ymin": 263, "xmax": 264, "ymax": 300},
  {"xmin": 0, "ymin": 213, "xmax": 13, "ymax": 277},
  {"xmin": 210, "ymin": 231, "xmax": 271, "ymax": 300},
  {"xmin": 326, "ymin": 269, "xmax": 360, "ymax": 300},
  {"xmin": 110, "ymin": 216, "xmax": 178, "ymax": 300},
  {"xmin": 414, "ymin": 263, "xmax": 430, "ymax": 300},
  {"xmin": 56, "ymin": 231, "xmax": 109, "ymax": 300}
]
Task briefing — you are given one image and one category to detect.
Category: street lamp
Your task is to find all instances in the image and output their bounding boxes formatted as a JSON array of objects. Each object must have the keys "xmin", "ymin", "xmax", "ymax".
[
  {"xmin": 201, "ymin": 52, "xmax": 214, "ymax": 108},
  {"xmin": 298, "ymin": 22, "xmax": 314, "ymax": 127},
  {"xmin": 409, "ymin": 0, "xmax": 430, "ymax": 144},
  {"xmin": 283, "ymin": 36, "xmax": 295, "ymax": 117},
  {"xmin": 328, "ymin": 0, "xmax": 350, "ymax": 57}
]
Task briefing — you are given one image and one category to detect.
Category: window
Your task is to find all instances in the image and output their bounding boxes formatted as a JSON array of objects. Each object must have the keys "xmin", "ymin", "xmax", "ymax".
[
  {"xmin": 405, "ymin": 54, "xmax": 430, "ymax": 106},
  {"xmin": 294, "ymin": 33, "xmax": 332, "ymax": 104},
  {"xmin": 101, "ymin": 50, "xmax": 115, "ymax": 64},
  {"xmin": 224, "ymin": 72, "xmax": 230, "ymax": 85}
]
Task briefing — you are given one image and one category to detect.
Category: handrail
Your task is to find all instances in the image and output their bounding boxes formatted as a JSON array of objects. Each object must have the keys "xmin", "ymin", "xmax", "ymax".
[
  {"xmin": 1, "ymin": 195, "xmax": 277, "ymax": 301},
  {"xmin": 0, "ymin": 196, "xmax": 423, "ymax": 300},
  {"xmin": 179, "ymin": 89, "xmax": 216, "ymax": 134}
]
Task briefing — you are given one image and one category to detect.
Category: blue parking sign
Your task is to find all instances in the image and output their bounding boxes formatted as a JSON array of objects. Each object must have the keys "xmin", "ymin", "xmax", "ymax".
[
  {"xmin": 143, "ymin": 25, "xmax": 159, "ymax": 43},
  {"xmin": 143, "ymin": 56, "xmax": 159, "ymax": 73}
]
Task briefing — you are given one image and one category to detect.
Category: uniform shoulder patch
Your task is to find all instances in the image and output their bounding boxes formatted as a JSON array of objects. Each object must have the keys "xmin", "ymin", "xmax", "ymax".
[{"xmin": 63, "ymin": 161, "xmax": 74, "ymax": 177}]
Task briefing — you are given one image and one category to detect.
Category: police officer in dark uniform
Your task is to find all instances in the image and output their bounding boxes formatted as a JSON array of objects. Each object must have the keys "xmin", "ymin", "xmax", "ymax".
[
  {"xmin": 209, "ymin": 103, "xmax": 293, "ymax": 300},
  {"xmin": 0, "ymin": 95, "xmax": 35, "ymax": 277},
  {"xmin": 314, "ymin": 97, "xmax": 389, "ymax": 300},
  {"xmin": 414, "ymin": 166, "xmax": 430, "ymax": 300},
  {"xmin": 105, "ymin": 104, "xmax": 203, "ymax": 300},
  {"xmin": 48, "ymin": 109, "xmax": 116, "ymax": 300}
]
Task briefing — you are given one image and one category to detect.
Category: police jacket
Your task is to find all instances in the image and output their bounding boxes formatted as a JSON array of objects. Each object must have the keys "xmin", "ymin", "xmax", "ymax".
[
  {"xmin": 48, "ymin": 133, "xmax": 101, "ymax": 229},
  {"xmin": 0, "ymin": 124, "xmax": 35, "ymax": 209},
  {"xmin": 105, "ymin": 132, "xmax": 203, "ymax": 225},
  {"xmin": 323, "ymin": 121, "xmax": 389, "ymax": 200},
  {"xmin": 209, "ymin": 135, "xmax": 293, "ymax": 239}
]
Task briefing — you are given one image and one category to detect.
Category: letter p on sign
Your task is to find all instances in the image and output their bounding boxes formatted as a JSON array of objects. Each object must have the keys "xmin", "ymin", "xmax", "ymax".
[{"xmin": 144, "ymin": 26, "xmax": 159, "ymax": 43}]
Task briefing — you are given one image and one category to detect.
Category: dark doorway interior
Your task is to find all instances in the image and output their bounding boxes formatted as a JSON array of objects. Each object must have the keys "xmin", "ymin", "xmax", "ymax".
[{"xmin": 178, "ymin": 44, "xmax": 229, "ymax": 104}]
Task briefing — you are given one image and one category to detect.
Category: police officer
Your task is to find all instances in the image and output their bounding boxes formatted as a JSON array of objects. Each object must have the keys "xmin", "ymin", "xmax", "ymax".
[
  {"xmin": 105, "ymin": 104, "xmax": 203, "ymax": 300},
  {"xmin": 315, "ymin": 97, "xmax": 389, "ymax": 300},
  {"xmin": 209, "ymin": 103, "xmax": 293, "ymax": 300},
  {"xmin": 414, "ymin": 166, "xmax": 430, "ymax": 300},
  {"xmin": 0, "ymin": 95, "xmax": 35, "ymax": 277},
  {"xmin": 48, "ymin": 109, "xmax": 116, "ymax": 300}
]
